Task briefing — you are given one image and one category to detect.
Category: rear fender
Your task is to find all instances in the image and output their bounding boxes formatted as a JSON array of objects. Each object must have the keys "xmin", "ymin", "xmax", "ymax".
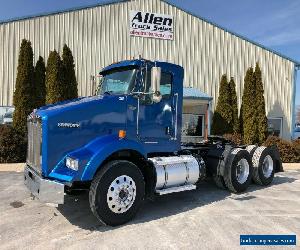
[
  {"xmin": 205, "ymin": 144, "xmax": 233, "ymax": 176},
  {"xmin": 270, "ymin": 145, "xmax": 283, "ymax": 172}
]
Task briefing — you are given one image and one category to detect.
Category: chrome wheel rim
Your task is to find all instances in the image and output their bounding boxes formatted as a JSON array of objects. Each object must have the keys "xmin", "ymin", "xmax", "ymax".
[
  {"xmin": 107, "ymin": 175, "xmax": 136, "ymax": 214},
  {"xmin": 236, "ymin": 159, "xmax": 249, "ymax": 184},
  {"xmin": 262, "ymin": 155, "xmax": 273, "ymax": 178}
]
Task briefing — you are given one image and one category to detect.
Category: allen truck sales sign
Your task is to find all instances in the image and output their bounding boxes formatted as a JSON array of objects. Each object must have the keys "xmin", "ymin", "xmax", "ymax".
[{"xmin": 130, "ymin": 10, "xmax": 174, "ymax": 40}]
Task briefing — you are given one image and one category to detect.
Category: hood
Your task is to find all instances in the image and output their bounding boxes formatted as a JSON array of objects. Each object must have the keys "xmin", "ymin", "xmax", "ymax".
[
  {"xmin": 37, "ymin": 96, "xmax": 101, "ymax": 117},
  {"xmin": 37, "ymin": 95, "xmax": 127, "ymax": 176}
]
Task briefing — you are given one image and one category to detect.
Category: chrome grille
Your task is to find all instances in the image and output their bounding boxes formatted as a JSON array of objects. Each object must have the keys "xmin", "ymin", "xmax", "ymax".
[{"xmin": 27, "ymin": 118, "xmax": 42, "ymax": 173}]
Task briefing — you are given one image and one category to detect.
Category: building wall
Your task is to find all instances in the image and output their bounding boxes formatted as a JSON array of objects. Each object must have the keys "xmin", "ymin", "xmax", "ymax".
[
  {"xmin": 0, "ymin": 0, "xmax": 296, "ymax": 139},
  {"xmin": 296, "ymin": 105, "xmax": 300, "ymax": 123}
]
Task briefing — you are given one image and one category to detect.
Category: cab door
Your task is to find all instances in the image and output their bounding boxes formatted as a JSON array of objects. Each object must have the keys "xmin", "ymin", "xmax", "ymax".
[{"xmin": 138, "ymin": 67, "xmax": 175, "ymax": 143}]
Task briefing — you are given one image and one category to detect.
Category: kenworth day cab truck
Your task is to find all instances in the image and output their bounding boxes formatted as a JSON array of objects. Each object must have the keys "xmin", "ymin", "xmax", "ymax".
[{"xmin": 24, "ymin": 59, "xmax": 282, "ymax": 226}]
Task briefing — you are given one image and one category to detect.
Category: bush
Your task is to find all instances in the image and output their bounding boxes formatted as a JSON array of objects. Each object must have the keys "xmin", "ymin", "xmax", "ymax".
[
  {"xmin": 45, "ymin": 51, "xmax": 65, "ymax": 104},
  {"xmin": 263, "ymin": 136, "xmax": 300, "ymax": 163},
  {"xmin": 223, "ymin": 133, "xmax": 243, "ymax": 145},
  {"xmin": 241, "ymin": 64, "xmax": 268, "ymax": 144},
  {"xmin": 34, "ymin": 56, "xmax": 46, "ymax": 107},
  {"xmin": 228, "ymin": 77, "xmax": 239, "ymax": 133},
  {"xmin": 292, "ymin": 139, "xmax": 300, "ymax": 153},
  {"xmin": 13, "ymin": 39, "xmax": 36, "ymax": 134},
  {"xmin": 211, "ymin": 74, "xmax": 232, "ymax": 135},
  {"xmin": 241, "ymin": 67, "xmax": 256, "ymax": 144},
  {"xmin": 62, "ymin": 44, "xmax": 78, "ymax": 100},
  {"xmin": 0, "ymin": 125, "xmax": 27, "ymax": 163},
  {"xmin": 254, "ymin": 63, "xmax": 268, "ymax": 144}
]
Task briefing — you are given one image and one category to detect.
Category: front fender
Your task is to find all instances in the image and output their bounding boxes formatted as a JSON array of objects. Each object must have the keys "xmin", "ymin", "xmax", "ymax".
[
  {"xmin": 48, "ymin": 134, "xmax": 146, "ymax": 182},
  {"xmin": 81, "ymin": 134, "xmax": 146, "ymax": 180}
]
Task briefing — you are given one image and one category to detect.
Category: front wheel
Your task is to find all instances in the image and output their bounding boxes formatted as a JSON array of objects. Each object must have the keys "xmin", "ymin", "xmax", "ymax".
[{"xmin": 89, "ymin": 160, "xmax": 145, "ymax": 226}]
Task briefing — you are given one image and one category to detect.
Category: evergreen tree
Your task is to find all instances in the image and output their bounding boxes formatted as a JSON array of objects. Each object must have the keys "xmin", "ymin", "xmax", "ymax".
[
  {"xmin": 45, "ymin": 51, "xmax": 65, "ymax": 104},
  {"xmin": 228, "ymin": 77, "xmax": 239, "ymax": 133},
  {"xmin": 254, "ymin": 63, "xmax": 268, "ymax": 144},
  {"xmin": 211, "ymin": 74, "xmax": 232, "ymax": 135},
  {"xmin": 62, "ymin": 44, "xmax": 78, "ymax": 99},
  {"xmin": 34, "ymin": 56, "xmax": 46, "ymax": 107},
  {"xmin": 241, "ymin": 67, "xmax": 257, "ymax": 144},
  {"xmin": 13, "ymin": 39, "xmax": 35, "ymax": 134}
]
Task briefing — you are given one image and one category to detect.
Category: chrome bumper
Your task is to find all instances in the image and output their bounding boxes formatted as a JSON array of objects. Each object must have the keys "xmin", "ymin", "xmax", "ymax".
[{"xmin": 24, "ymin": 165, "xmax": 65, "ymax": 204}]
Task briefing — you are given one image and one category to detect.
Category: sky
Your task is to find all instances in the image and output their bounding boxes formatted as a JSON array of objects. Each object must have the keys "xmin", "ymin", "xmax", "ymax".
[{"xmin": 0, "ymin": 0, "xmax": 299, "ymax": 106}]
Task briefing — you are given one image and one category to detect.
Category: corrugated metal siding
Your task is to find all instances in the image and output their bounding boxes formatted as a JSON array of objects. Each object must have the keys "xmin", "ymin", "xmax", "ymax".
[{"xmin": 0, "ymin": 0, "xmax": 295, "ymax": 139}]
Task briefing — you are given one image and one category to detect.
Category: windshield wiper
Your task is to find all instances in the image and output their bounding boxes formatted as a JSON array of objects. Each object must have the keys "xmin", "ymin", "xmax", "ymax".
[{"xmin": 103, "ymin": 91, "xmax": 113, "ymax": 95}]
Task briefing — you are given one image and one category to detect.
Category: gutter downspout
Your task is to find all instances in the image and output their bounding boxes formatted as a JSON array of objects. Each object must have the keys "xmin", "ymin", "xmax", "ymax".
[
  {"xmin": 207, "ymin": 100, "xmax": 212, "ymax": 137},
  {"xmin": 291, "ymin": 64, "xmax": 299, "ymax": 140},
  {"xmin": 205, "ymin": 103, "xmax": 209, "ymax": 140}
]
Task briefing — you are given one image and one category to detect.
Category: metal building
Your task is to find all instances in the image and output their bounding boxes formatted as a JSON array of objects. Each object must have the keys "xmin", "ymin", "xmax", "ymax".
[{"xmin": 0, "ymin": 0, "xmax": 299, "ymax": 139}]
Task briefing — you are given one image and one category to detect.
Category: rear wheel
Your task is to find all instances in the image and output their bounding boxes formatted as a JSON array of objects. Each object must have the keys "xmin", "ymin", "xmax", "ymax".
[
  {"xmin": 213, "ymin": 174, "xmax": 226, "ymax": 189},
  {"xmin": 246, "ymin": 145, "xmax": 258, "ymax": 157},
  {"xmin": 224, "ymin": 148, "xmax": 253, "ymax": 193},
  {"xmin": 252, "ymin": 146, "xmax": 275, "ymax": 185},
  {"xmin": 89, "ymin": 160, "xmax": 145, "ymax": 226}
]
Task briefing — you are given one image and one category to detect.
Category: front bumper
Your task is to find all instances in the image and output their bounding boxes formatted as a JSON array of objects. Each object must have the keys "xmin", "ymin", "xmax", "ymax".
[{"xmin": 24, "ymin": 165, "xmax": 65, "ymax": 204}]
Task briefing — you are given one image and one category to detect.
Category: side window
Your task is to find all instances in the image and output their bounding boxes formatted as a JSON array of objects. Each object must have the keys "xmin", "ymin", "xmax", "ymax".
[
  {"xmin": 267, "ymin": 117, "xmax": 282, "ymax": 137},
  {"xmin": 160, "ymin": 72, "xmax": 172, "ymax": 99},
  {"xmin": 140, "ymin": 68, "xmax": 152, "ymax": 105},
  {"xmin": 143, "ymin": 68, "xmax": 151, "ymax": 93},
  {"xmin": 141, "ymin": 68, "xmax": 172, "ymax": 103}
]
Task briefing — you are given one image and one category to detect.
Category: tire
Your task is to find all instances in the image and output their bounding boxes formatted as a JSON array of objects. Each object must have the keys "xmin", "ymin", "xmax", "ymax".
[
  {"xmin": 246, "ymin": 145, "xmax": 258, "ymax": 185},
  {"xmin": 213, "ymin": 175, "xmax": 226, "ymax": 189},
  {"xmin": 246, "ymin": 145, "xmax": 258, "ymax": 157},
  {"xmin": 252, "ymin": 146, "xmax": 275, "ymax": 186},
  {"xmin": 89, "ymin": 160, "xmax": 145, "ymax": 226},
  {"xmin": 224, "ymin": 148, "xmax": 253, "ymax": 193},
  {"xmin": 65, "ymin": 189, "xmax": 86, "ymax": 196}
]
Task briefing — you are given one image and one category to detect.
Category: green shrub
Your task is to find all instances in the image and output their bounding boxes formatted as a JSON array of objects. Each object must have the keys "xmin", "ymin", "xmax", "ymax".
[
  {"xmin": 34, "ymin": 56, "xmax": 46, "ymax": 107},
  {"xmin": 241, "ymin": 64, "xmax": 268, "ymax": 145},
  {"xmin": 241, "ymin": 67, "xmax": 256, "ymax": 144},
  {"xmin": 263, "ymin": 136, "xmax": 300, "ymax": 163},
  {"xmin": 228, "ymin": 77, "xmax": 239, "ymax": 133},
  {"xmin": 223, "ymin": 133, "xmax": 243, "ymax": 145},
  {"xmin": 13, "ymin": 39, "xmax": 36, "ymax": 134},
  {"xmin": 0, "ymin": 125, "xmax": 27, "ymax": 163},
  {"xmin": 211, "ymin": 74, "xmax": 232, "ymax": 135},
  {"xmin": 254, "ymin": 63, "xmax": 268, "ymax": 144},
  {"xmin": 62, "ymin": 44, "xmax": 78, "ymax": 100},
  {"xmin": 292, "ymin": 139, "xmax": 300, "ymax": 153},
  {"xmin": 45, "ymin": 51, "xmax": 65, "ymax": 104}
]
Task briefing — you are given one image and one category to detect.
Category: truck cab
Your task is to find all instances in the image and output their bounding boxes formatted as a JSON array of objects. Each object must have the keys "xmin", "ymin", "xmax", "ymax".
[{"xmin": 24, "ymin": 59, "xmax": 281, "ymax": 226}]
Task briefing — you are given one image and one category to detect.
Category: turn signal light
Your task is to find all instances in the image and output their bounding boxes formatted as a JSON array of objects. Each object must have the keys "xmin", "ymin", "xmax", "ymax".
[
  {"xmin": 66, "ymin": 157, "xmax": 79, "ymax": 171},
  {"xmin": 119, "ymin": 130, "xmax": 126, "ymax": 138}
]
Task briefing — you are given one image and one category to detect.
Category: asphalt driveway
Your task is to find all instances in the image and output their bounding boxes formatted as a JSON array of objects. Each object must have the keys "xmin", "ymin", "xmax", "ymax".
[{"xmin": 0, "ymin": 170, "xmax": 299, "ymax": 249}]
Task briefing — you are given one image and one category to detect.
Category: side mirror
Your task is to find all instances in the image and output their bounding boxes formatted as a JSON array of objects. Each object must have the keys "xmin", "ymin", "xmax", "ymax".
[{"xmin": 151, "ymin": 67, "xmax": 162, "ymax": 103}]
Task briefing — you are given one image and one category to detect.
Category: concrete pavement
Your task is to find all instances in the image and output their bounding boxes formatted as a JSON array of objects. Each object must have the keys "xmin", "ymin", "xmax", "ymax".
[{"xmin": 0, "ymin": 170, "xmax": 299, "ymax": 249}]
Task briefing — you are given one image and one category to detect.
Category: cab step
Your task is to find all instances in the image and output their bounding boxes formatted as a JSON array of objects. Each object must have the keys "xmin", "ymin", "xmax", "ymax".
[{"xmin": 156, "ymin": 184, "xmax": 196, "ymax": 195}]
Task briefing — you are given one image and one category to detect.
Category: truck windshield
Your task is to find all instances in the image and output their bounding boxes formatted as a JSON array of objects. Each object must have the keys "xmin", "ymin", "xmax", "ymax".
[{"xmin": 99, "ymin": 67, "xmax": 137, "ymax": 95}]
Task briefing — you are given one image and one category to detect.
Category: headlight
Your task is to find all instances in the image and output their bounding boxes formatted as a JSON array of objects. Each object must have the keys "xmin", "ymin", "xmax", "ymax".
[{"xmin": 66, "ymin": 157, "xmax": 79, "ymax": 171}]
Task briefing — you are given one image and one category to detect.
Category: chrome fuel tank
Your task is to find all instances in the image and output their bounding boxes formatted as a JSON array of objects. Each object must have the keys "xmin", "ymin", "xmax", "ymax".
[{"xmin": 149, "ymin": 155, "xmax": 204, "ymax": 190}]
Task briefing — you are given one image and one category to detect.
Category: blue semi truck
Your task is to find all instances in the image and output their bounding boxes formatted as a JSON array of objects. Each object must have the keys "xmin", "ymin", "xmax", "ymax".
[{"xmin": 24, "ymin": 59, "xmax": 282, "ymax": 226}]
